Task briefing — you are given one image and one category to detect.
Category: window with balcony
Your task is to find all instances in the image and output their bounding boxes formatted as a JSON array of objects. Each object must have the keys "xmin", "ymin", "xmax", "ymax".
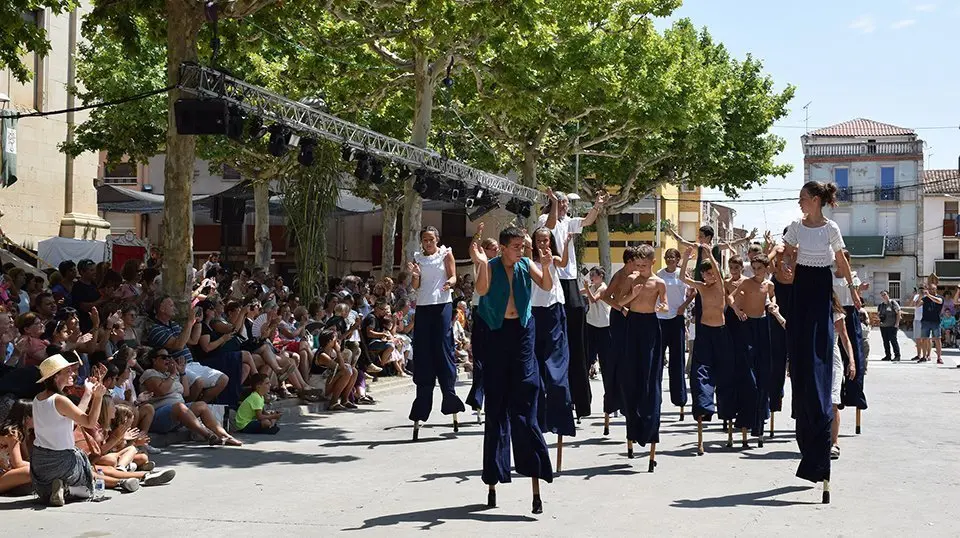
[
  {"xmin": 834, "ymin": 168, "xmax": 851, "ymax": 202},
  {"xmin": 944, "ymin": 240, "xmax": 959, "ymax": 260},
  {"xmin": 877, "ymin": 166, "xmax": 897, "ymax": 201},
  {"xmin": 103, "ymin": 162, "xmax": 138, "ymax": 185}
]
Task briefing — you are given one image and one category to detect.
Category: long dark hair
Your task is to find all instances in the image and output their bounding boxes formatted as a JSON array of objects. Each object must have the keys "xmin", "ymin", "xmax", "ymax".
[
  {"xmin": 531, "ymin": 227, "xmax": 559, "ymax": 264},
  {"xmin": 802, "ymin": 180, "xmax": 839, "ymax": 208}
]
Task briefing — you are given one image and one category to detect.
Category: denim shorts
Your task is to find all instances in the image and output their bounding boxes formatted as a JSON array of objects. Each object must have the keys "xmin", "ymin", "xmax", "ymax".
[
  {"xmin": 367, "ymin": 339, "xmax": 394, "ymax": 352},
  {"xmin": 150, "ymin": 403, "xmax": 182, "ymax": 434},
  {"xmin": 921, "ymin": 321, "xmax": 942, "ymax": 339}
]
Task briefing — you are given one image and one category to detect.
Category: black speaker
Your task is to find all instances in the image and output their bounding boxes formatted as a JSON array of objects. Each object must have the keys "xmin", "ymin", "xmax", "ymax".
[
  {"xmin": 219, "ymin": 198, "xmax": 246, "ymax": 247},
  {"xmin": 175, "ymin": 98, "xmax": 229, "ymax": 135}
]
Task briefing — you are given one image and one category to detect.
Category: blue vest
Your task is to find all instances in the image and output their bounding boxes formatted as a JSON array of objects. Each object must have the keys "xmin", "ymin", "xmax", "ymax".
[{"xmin": 478, "ymin": 257, "xmax": 533, "ymax": 330}]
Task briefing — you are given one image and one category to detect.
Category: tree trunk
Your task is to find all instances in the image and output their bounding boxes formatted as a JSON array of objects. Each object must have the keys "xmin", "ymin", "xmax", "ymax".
[
  {"xmin": 160, "ymin": 1, "xmax": 202, "ymax": 317},
  {"xmin": 380, "ymin": 203, "xmax": 398, "ymax": 278},
  {"xmin": 521, "ymin": 145, "xmax": 540, "ymax": 231},
  {"xmin": 401, "ymin": 51, "xmax": 434, "ymax": 266},
  {"xmin": 253, "ymin": 179, "xmax": 272, "ymax": 270},
  {"xmin": 596, "ymin": 210, "xmax": 612, "ymax": 279}
]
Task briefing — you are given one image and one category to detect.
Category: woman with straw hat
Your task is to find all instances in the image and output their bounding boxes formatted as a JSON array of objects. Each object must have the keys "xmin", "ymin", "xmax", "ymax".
[{"xmin": 31, "ymin": 354, "xmax": 107, "ymax": 506}]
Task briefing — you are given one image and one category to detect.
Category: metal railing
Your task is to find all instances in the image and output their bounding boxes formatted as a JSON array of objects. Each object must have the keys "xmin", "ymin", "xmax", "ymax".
[
  {"xmin": 837, "ymin": 187, "xmax": 853, "ymax": 202},
  {"xmin": 885, "ymin": 236, "xmax": 903, "ymax": 252},
  {"xmin": 804, "ymin": 141, "xmax": 923, "ymax": 157},
  {"xmin": 875, "ymin": 187, "xmax": 899, "ymax": 201},
  {"xmin": 103, "ymin": 176, "xmax": 138, "ymax": 185}
]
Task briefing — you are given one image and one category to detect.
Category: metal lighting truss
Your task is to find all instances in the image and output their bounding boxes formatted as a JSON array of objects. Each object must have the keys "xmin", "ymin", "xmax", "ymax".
[{"xmin": 178, "ymin": 63, "xmax": 546, "ymax": 204}]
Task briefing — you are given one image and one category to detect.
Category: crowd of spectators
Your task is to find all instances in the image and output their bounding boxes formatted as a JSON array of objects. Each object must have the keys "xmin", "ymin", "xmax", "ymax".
[{"xmin": 0, "ymin": 251, "xmax": 483, "ymax": 506}]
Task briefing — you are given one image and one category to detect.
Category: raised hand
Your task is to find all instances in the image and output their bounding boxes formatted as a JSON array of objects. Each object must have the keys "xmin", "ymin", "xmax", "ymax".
[
  {"xmin": 595, "ymin": 192, "xmax": 608, "ymax": 206},
  {"xmin": 683, "ymin": 246, "xmax": 694, "ymax": 259},
  {"xmin": 541, "ymin": 247, "xmax": 554, "ymax": 265},
  {"xmin": 767, "ymin": 302, "xmax": 780, "ymax": 316},
  {"xmin": 92, "ymin": 381, "xmax": 107, "ymax": 398},
  {"xmin": 469, "ymin": 241, "xmax": 488, "ymax": 265},
  {"xmin": 123, "ymin": 428, "xmax": 141, "ymax": 441},
  {"xmin": 471, "ymin": 222, "xmax": 485, "ymax": 245}
]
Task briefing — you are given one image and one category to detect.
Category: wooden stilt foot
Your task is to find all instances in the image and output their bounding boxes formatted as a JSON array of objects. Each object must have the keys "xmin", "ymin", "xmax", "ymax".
[
  {"xmin": 679, "ymin": 405, "xmax": 684, "ymax": 421},
  {"xmin": 603, "ymin": 413, "xmax": 610, "ymax": 436},
  {"xmin": 556, "ymin": 435, "xmax": 563, "ymax": 473},
  {"xmin": 855, "ymin": 408, "xmax": 862, "ymax": 435},
  {"xmin": 648, "ymin": 443, "xmax": 657, "ymax": 473},
  {"xmin": 413, "ymin": 420, "xmax": 420, "ymax": 441},
  {"xmin": 741, "ymin": 428, "xmax": 748, "ymax": 448},
  {"xmin": 822, "ymin": 480, "xmax": 831, "ymax": 504},
  {"xmin": 487, "ymin": 486, "xmax": 496, "ymax": 508},
  {"xmin": 697, "ymin": 418, "xmax": 704, "ymax": 456},
  {"xmin": 726, "ymin": 423, "xmax": 733, "ymax": 448},
  {"xmin": 453, "ymin": 414, "xmax": 459, "ymax": 433},
  {"xmin": 627, "ymin": 440, "xmax": 634, "ymax": 459},
  {"xmin": 770, "ymin": 412, "xmax": 775, "ymax": 438}
]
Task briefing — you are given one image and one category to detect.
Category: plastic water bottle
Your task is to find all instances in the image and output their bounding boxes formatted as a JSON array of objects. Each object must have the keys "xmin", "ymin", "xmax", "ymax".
[{"xmin": 93, "ymin": 468, "xmax": 106, "ymax": 501}]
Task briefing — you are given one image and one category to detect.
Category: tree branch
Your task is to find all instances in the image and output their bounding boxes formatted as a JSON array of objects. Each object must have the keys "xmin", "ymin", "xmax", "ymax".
[
  {"xmin": 608, "ymin": 153, "xmax": 672, "ymax": 211},
  {"xmin": 368, "ymin": 40, "xmax": 414, "ymax": 69}
]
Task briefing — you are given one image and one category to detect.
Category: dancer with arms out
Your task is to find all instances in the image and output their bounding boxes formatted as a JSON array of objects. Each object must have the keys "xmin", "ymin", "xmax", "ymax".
[
  {"xmin": 472, "ymin": 226, "xmax": 554, "ymax": 514},
  {"xmin": 781, "ymin": 180, "xmax": 859, "ymax": 504}
]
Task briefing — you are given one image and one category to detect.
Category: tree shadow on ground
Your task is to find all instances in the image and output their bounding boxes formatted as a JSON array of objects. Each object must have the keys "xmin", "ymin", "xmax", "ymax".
[
  {"xmin": 230, "ymin": 422, "xmax": 353, "ymax": 447},
  {"xmin": 412, "ymin": 463, "xmax": 639, "ymax": 484},
  {"xmin": 672, "ymin": 485, "xmax": 817, "ymax": 508},
  {"xmin": 343, "ymin": 503, "xmax": 535, "ymax": 531},
  {"xmin": 738, "ymin": 450, "xmax": 798, "ymax": 461},
  {"xmin": 545, "ymin": 436, "xmax": 620, "ymax": 450},
  {"xmin": 161, "ymin": 445, "xmax": 360, "ymax": 469}
]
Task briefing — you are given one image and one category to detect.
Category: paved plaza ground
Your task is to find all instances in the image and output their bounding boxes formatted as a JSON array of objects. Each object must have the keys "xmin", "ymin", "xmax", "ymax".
[{"xmin": 3, "ymin": 329, "xmax": 960, "ymax": 536}]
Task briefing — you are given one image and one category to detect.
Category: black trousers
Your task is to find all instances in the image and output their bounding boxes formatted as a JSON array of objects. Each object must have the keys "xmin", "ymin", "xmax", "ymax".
[
  {"xmin": 880, "ymin": 326, "xmax": 901, "ymax": 359},
  {"xmin": 560, "ymin": 279, "xmax": 591, "ymax": 418}
]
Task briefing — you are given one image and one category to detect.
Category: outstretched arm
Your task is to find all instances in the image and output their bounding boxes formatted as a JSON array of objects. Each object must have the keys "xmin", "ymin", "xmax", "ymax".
[
  {"xmin": 580, "ymin": 192, "xmax": 607, "ymax": 228},
  {"xmin": 679, "ymin": 247, "xmax": 704, "ymax": 290}
]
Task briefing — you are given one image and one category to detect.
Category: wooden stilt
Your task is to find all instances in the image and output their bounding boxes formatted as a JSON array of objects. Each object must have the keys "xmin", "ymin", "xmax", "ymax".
[
  {"xmin": 476, "ymin": 408, "xmax": 482, "ymax": 424},
  {"xmin": 679, "ymin": 405, "xmax": 684, "ymax": 421},
  {"xmin": 741, "ymin": 427, "xmax": 748, "ymax": 448},
  {"xmin": 697, "ymin": 418, "xmax": 704, "ymax": 456},
  {"xmin": 822, "ymin": 479, "xmax": 831, "ymax": 504},
  {"xmin": 487, "ymin": 485, "xmax": 496, "ymax": 508},
  {"xmin": 532, "ymin": 478, "xmax": 543, "ymax": 514},
  {"xmin": 648, "ymin": 443, "xmax": 657, "ymax": 472},
  {"xmin": 603, "ymin": 413, "xmax": 610, "ymax": 436},
  {"xmin": 413, "ymin": 420, "xmax": 420, "ymax": 441},
  {"xmin": 770, "ymin": 412, "xmax": 775, "ymax": 438},
  {"xmin": 758, "ymin": 427, "xmax": 764, "ymax": 448},
  {"xmin": 627, "ymin": 440, "xmax": 634, "ymax": 459},
  {"xmin": 855, "ymin": 408, "xmax": 862, "ymax": 435},
  {"xmin": 556, "ymin": 435, "xmax": 563, "ymax": 473},
  {"xmin": 726, "ymin": 422, "xmax": 733, "ymax": 448},
  {"xmin": 453, "ymin": 413, "xmax": 459, "ymax": 433}
]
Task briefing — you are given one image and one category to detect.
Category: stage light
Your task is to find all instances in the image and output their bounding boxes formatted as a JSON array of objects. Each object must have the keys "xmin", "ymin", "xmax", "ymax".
[
  {"xmin": 447, "ymin": 179, "xmax": 466, "ymax": 201},
  {"xmin": 465, "ymin": 185, "xmax": 486, "ymax": 209},
  {"xmin": 298, "ymin": 138, "xmax": 316, "ymax": 166},
  {"xmin": 248, "ymin": 116, "xmax": 267, "ymax": 140},
  {"xmin": 341, "ymin": 144, "xmax": 354, "ymax": 162},
  {"xmin": 267, "ymin": 125, "xmax": 290, "ymax": 157},
  {"xmin": 468, "ymin": 198, "xmax": 500, "ymax": 222},
  {"xmin": 227, "ymin": 106, "xmax": 245, "ymax": 140},
  {"xmin": 354, "ymin": 152, "xmax": 372, "ymax": 181},
  {"xmin": 413, "ymin": 168, "xmax": 447, "ymax": 199},
  {"xmin": 369, "ymin": 159, "xmax": 384, "ymax": 184},
  {"xmin": 517, "ymin": 200, "xmax": 532, "ymax": 219}
]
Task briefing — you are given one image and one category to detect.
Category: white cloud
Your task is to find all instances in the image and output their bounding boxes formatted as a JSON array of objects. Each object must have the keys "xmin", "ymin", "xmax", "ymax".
[
  {"xmin": 891, "ymin": 18, "xmax": 917, "ymax": 29},
  {"xmin": 914, "ymin": 3, "xmax": 937, "ymax": 12},
  {"xmin": 849, "ymin": 15, "xmax": 877, "ymax": 33}
]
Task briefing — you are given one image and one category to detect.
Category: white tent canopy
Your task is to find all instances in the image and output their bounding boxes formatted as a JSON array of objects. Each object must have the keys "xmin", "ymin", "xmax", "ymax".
[{"xmin": 37, "ymin": 237, "xmax": 106, "ymax": 270}]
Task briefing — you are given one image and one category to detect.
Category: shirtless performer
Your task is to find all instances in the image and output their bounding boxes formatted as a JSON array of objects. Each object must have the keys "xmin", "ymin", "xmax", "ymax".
[
  {"xmin": 731, "ymin": 254, "xmax": 776, "ymax": 446},
  {"xmin": 680, "ymin": 244, "xmax": 733, "ymax": 455},
  {"xmin": 617, "ymin": 245, "xmax": 668, "ymax": 471},
  {"xmin": 472, "ymin": 226, "xmax": 554, "ymax": 515},
  {"xmin": 717, "ymin": 256, "xmax": 747, "ymax": 436}
]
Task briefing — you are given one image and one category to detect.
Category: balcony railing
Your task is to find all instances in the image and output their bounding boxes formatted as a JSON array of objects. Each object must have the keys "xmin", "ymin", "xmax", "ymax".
[
  {"xmin": 804, "ymin": 141, "xmax": 924, "ymax": 158},
  {"xmin": 885, "ymin": 236, "xmax": 903, "ymax": 252},
  {"xmin": 103, "ymin": 176, "xmax": 138, "ymax": 185},
  {"xmin": 836, "ymin": 187, "xmax": 853, "ymax": 203},
  {"xmin": 875, "ymin": 187, "xmax": 899, "ymax": 202}
]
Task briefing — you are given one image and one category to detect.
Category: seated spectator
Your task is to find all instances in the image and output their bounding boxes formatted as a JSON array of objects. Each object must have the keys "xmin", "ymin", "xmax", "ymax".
[
  {"xmin": 108, "ymin": 356, "xmax": 156, "ymax": 445},
  {"xmin": 139, "ymin": 349, "xmax": 240, "ymax": 446},
  {"xmin": 147, "ymin": 296, "xmax": 230, "ymax": 406},
  {"xmin": 120, "ymin": 306, "xmax": 142, "ymax": 349},
  {"xmin": 250, "ymin": 301, "xmax": 317, "ymax": 402},
  {"xmin": 379, "ymin": 317, "xmax": 407, "ymax": 377},
  {"xmin": 361, "ymin": 299, "xmax": 398, "ymax": 375},
  {"xmin": 312, "ymin": 330, "xmax": 359, "ymax": 410},
  {"xmin": 276, "ymin": 304, "xmax": 313, "ymax": 382},
  {"xmin": 31, "ymin": 355, "xmax": 103, "ymax": 506},
  {"xmin": 194, "ymin": 299, "xmax": 256, "ymax": 389},
  {"xmin": 33, "ymin": 292, "xmax": 58, "ymax": 324},
  {"xmin": 7, "ymin": 268, "xmax": 31, "ymax": 316},
  {"xmin": 235, "ymin": 374, "xmax": 281, "ymax": 435},
  {"xmin": 14, "ymin": 312, "xmax": 49, "ymax": 367},
  {"xmin": 0, "ymin": 405, "xmax": 31, "ymax": 494}
]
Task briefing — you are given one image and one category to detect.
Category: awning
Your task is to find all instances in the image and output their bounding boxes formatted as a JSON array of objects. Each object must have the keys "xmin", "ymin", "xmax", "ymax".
[
  {"xmin": 845, "ymin": 236, "xmax": 886, "ymax": 258},
  {"xmin": 97, "ymin": 184, "xmax": 218, "ymax": 213}
]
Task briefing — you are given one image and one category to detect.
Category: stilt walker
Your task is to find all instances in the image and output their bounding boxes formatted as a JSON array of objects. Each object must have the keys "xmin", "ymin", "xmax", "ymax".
[
  {"xmin": 782, "ymin": 181, "xmax": 858, "ymax": 504},
  {"xmin": 531, "ymin": 212, "xmax": 576, "ymax": 472},
  {"xmin": 680, "ymin": 244, "xmax": 730, "ymax": 456},
  {"xmin": 407, "ymin": 227, "xmax": 465, "ymax": 439},
  {"xmin": 834, "ymin": 252, "xmax": 868, "ymax": 431},
  {"xmin": 583, "ymin": 266, "xmax": 614, "ymax": 435},
  {"xmin": 720, "ymin": 257, "xmax": 748, "ymax": 434},
  {"xmin": 472, "ymin": 226, "xmax": 554, "ymax": 514},
  {"xmin": 657, "ymin": 249, "xmax": 692, "ymax": 422},
  {"xmin": 466, "ymin": 233, "xmax": 501, "ymax": 423},
  {"xmin": 768, "ymin": 231, "xmax": 795, "ymax": 437},
  {"xmin": 539, "ymin": 191, "xmax": 608, "ymax": 420},
  {"xmin": 614, "ymin": 245, "xmax": 666, "ymax": 469}
]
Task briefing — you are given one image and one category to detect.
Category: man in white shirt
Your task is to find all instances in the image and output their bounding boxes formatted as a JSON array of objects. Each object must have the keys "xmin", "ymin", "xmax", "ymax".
[
  {"xmin": 656, "ymin": 248, "xmax": 693, "ymax": 417},
  {"xmin": 538, "ymin": 190, "xmax": 606, "ymax": 419}
]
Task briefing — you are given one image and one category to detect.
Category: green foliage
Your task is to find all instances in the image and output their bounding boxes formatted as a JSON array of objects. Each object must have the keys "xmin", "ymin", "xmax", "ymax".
[
  {"xmin": 0, "ymin": 1, "xmax": 78, "ymax": 83},
  {"xmin": 605, "ymin": 218, "xmax": 673, "ymax": 235}
]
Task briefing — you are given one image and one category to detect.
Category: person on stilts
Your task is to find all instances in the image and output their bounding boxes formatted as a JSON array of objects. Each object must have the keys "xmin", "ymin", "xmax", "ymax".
[
  {"xmin": 466, "ymin": 228, "xmax": 499, "ymax": 422},
  {"xmin": 721, "ymin": 255, "xmax": 748, "ymax": 442},
  {"xmin": 657, "ymin": 249, "xmax": 692, "ymax": 422},
  {"xmin": 833, "ymin": 250, "xmax": 867, "ymax": 452},
  {"xmin": 582, "ymin": 266, "xmax": 612, "ymax": 432},
  {"xmin": 539, "ymin": 192, "xmax": 607, "ymax": 421},
  {"xmin": 768, "ymin": 227, "xmax": 795, "ymax": 435},
  {"xmin": 473, "ymin": 226, "xmax": 554, "ymax": 514},
  {"xmin": 407, "ymin": 226, "xmax": 465, "ymax": 440},
  {"xmin": 781, "ymin": 180, "xmax": 860, "ymax": 504}
]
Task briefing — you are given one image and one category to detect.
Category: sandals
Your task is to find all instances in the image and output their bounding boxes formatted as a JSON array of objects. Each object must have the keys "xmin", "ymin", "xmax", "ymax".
[
  {"xmin": 357, "ymin": 395, "xmax": 376, "ymax": 405},
  {"xmin": 299, "ymin": 391, "xmax": 321, "ymax": 403},
  {"xmin": 830, "ymin": 445, "xmax": 840, "ymax": 460},
  {"xmin": 328, "ymin": 402, "xmax": 346, "ymax": 411},
  {"xmin": 343, "ymin": 401, "xmax": 358, "ymax": 409}
]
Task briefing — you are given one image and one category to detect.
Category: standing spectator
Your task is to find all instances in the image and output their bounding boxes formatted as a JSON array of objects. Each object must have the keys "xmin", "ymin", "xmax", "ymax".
[
  {"xmin": 877, "ymin": 290, "xmax": 901, "ymax": 361},
  {"xmin": 7, "ymin": 269, "xmax": 30, "ymax": 315},
  {"xmin": 72, "ymin": 260, "xmax": 103, "ymax": 333},
  {"xmin": 201, "ymin": 253, "xmax": 220, "ymax": 280},
  {"xmin": 50, "ymin": 261, "xmax": 77, "ymax": 307},
  {"xmin": 920, "ymin": 282, "xmax": 944, "ymax": 364}
]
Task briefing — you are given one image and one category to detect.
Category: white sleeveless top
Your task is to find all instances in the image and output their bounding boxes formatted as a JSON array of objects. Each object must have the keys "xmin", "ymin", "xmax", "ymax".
[
  {"xmin": 585, "ymin": 283, "xmax": 611, "ymax": 328},
  {"xmin": 833, "ymin": 272, "xmax": 862, "ymax": 307},
  {"xmin": 531, "ymin": 262, "xmax": 565, "ymax": 308},
  {"xmin": 783, "ymin": 219, "xmax": 845, "ymax": 268},
  {"xmin": 656, "ymin": 268, "xmax": 689, "ymax": 320},
  {"xmin": 415, "ymin": 246, "xmax": 453, "ymax": 306},
  {"xmin": 33, "ymin": 394, "xmax": 77, "ymax": 451}
]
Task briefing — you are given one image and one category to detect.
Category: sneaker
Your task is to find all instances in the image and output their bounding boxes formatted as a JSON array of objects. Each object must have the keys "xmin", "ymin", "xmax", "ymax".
[
  {"xmin": 830, "ymin": 445, "xmax": 840, "ymax": 460},
  {"xmin": 142, "ymin": 469, "xmax": 176, "ymax": 486},
  {"xmin": 117, "ymin": 478, "xmax": 140, "ymax": 493},
  {"xmin": 139, "ymin": 461, "xmax": 156, "ymax": 472},
  {"xmin": 49, "ymin": 478, "xmax": 65, "ymax": 507},
  {"xmin": 143, "ymin": 444, "xmax": 161, "ymax": 455},
  {"xmin": 366, "ymin": 364, "xmax": 383, "ymax": 374},
  {"xmin": 881, "ymin": 356, "xmax": 892, "ymax": 361}
]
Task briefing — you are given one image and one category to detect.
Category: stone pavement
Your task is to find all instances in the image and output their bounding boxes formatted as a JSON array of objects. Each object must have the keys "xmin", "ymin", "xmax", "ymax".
[{"xmin": 3, "ymin": 328, "xmax": 960, "ymax": 537}]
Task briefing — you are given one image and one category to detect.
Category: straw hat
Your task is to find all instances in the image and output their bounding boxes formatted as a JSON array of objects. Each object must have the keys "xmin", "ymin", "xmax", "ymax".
[{"xmin": 37, "ymin": 354, "xmax": 74, "ymax": 383}]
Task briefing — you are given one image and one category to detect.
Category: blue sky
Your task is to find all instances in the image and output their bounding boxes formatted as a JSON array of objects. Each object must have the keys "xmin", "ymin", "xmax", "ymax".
[{"xmin": 666, "ymin": 0, "xmax": 960, "ymax": 236}]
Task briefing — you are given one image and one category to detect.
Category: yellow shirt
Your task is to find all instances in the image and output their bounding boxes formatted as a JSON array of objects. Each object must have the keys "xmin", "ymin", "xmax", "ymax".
[{"xmin": 235, "ymin": 392, "xmax": 264, "ymax": 430}]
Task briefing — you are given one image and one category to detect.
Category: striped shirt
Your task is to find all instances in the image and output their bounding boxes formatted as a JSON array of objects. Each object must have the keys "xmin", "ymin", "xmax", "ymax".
[{"xmin": 146, "ymin": 319, "xmax": 194, "ymax": 363}]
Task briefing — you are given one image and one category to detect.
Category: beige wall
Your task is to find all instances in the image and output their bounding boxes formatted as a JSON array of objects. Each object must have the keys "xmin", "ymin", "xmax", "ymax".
[{"xmin": 0, "ymin": 2, "xmax": 108, "ymax": 249}]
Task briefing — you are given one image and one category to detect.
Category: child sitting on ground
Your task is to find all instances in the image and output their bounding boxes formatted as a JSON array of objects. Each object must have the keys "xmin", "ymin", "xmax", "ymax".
[
  {"xmin": 941, "ymin": 310, "xmax": 957, "ymax": 348},
  {"xmin": 0, "ymin": 406, "xmax": 32, "ymax": 495},
  {"xmin": 235, "ymin": 374, "xmax": 282, "ymax": 435}
]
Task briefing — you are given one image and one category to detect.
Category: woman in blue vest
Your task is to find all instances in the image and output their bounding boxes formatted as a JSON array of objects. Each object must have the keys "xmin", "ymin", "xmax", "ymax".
[
  {"xmin": 407, "ymin": 227, "xmax": 465, "ymax": 440},
  {"xmin": 472, "ymin": 226, "xmax": 554, "ymax": 515}
]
